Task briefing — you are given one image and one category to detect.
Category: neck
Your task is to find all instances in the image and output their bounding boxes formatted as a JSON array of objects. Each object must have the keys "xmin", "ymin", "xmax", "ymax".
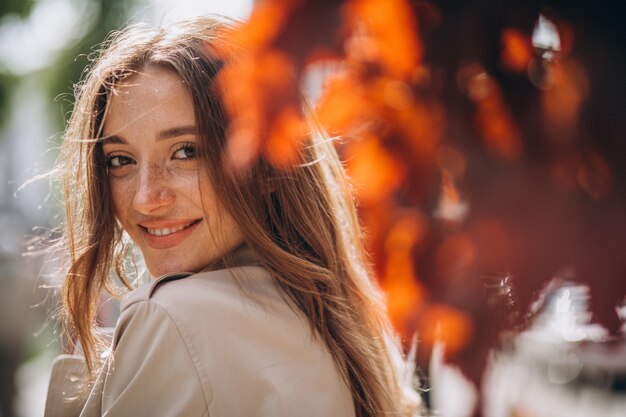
[{"xmin": 201, "ymin": 241, "xmax": 259, "ymax": 272}]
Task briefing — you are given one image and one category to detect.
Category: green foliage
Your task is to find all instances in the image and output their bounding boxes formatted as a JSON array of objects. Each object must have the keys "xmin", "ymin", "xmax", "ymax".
[
  {"xmin": 0, "ymin": 0, "xmax": 36, "ymax": 130},
  {"xmin": 0, "ymin": 0, "xmax": 36, "ymax": 19},
  {"xmin": 0, "ymin": 75, "xmax": 8, "ymax": 128},
  {"xmin": 0, "ymin": 72, "xmax": 19, "ymax": 129}
]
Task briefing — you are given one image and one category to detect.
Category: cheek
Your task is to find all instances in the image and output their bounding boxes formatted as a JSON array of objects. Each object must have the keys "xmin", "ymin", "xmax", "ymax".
[
  {"xmin": 109, "ymin": 177, "xmax": 133, "ymax": 224},
  {"xmin": 198, "ymin": 177, "xmax": 244, "ymax": 244},
  {"xmin": 197, "ymin": 174, "xmax": 222, "ymax": 216},
  {"xmin": 173, "ymin": 161, "xmax": 203, "ymax": 182}
]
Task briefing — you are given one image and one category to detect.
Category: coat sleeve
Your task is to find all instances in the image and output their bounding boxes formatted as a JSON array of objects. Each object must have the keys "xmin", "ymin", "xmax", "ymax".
[{"xmin": 81, "ymin": 300, "xmax": 210, "ymax": 417}]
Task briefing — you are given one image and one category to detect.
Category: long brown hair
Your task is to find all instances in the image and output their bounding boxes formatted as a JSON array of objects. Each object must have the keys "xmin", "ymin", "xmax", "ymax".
[{"xmin": 57, "ymin": 16, "xmax": 420, "ymax": 416}]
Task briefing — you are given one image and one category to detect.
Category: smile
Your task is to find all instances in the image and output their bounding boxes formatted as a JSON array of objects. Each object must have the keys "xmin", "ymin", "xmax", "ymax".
[
  {"xmin": 146, "ymin": 223, "xmax": 194, "ymax": 236},
  {"xmin": 139, "ymin": 219, "xmax": 202, "ymax": 249}
]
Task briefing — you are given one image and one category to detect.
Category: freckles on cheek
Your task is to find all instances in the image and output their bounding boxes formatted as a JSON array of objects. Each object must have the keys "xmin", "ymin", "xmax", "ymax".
[
  {"xmin": 174, "ymin": 166, "xmax": 202, "ymax": 186},
  {"xmin": 174, "ymin": 168, "xmax": 207, "ymax": 203},
  {"xmin": 109, "ymin": 178, "xmax": 131, "ymax": 224}
]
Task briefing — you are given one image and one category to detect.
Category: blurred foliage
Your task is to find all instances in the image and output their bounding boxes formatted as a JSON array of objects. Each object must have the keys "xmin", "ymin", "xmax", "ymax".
[
  {"xmin": 0, "ymin": 0, "xmax": 36, "ymax": 129},
  {"xmin": 0, "ymin": 0, "xmax": 135, "ymax": 131},
  {"xmin": 0, "ymin": 73, "xmax": 18, "ymax": 128},
  {"xmin": 47, "ymin": 0, "xmax": 135, "ymax": 129},
  {"xmin": 221, "ymin": 1, "xmax": 626, "ymax": 413},
  {"xmin": 0, "ymin": 0, "xmax": 36, "ymax": 18}
]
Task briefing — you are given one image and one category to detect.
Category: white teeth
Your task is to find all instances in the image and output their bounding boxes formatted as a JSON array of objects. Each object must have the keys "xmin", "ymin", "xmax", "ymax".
[{"xmin": 146, "ymin": 223, "xmax": 189, "ymax": 237}]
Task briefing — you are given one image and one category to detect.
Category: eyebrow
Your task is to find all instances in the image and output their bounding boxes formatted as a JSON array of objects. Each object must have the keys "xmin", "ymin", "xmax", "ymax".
[{"xmin": 101, "ymin": 125, "xmax": 198, "ymax": 145}]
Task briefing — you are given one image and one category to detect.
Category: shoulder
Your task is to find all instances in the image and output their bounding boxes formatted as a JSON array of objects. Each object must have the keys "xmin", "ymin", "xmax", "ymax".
[
  {"xmin": 99, "ymin": 299, "xmax": 210, "ymax": 416},
  {"xmin": 114, "ymin": 266, "xmax": 356, "ymax": 416},
  {"xmin": 121, "ymin": 265, "xmax": 275, "ymax": 311},
  {"xmin": 117, "ymin": 265, "xmax": 286, "ymax": 344},
  {"xmin": 120, "ymin": 272, "xmax": 191, "ymax": 312},
  {"xmin": 112, "ymin": 265, "xmax": 287, "ymax": 409}
]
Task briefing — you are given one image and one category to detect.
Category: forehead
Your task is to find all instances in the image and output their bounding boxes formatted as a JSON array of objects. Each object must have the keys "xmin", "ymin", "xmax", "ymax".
[
  {"xmin": 109, "ymin": 65, "xmax": 187, "ymax": 97},
  {"xmin": 103, "ymin": 66, "xmax": 196, "ymax": 134}
]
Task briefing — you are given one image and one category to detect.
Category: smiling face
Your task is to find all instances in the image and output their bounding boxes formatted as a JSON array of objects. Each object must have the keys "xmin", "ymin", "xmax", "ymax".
[{"xmin": 102, "ymin": 66, "xmax": 244, "ymax": 277}]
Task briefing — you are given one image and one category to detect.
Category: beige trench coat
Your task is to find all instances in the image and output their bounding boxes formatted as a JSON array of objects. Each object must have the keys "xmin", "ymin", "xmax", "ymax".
[{"xmin": 45, "ymin": 247, "xmax": 355, "ymax": 417}]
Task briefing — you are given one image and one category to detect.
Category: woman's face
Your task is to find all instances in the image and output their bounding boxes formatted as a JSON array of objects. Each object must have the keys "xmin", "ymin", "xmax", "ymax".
[{"xmin": 102, "ymin": 66, "xmax": 244, "ymax": 277}]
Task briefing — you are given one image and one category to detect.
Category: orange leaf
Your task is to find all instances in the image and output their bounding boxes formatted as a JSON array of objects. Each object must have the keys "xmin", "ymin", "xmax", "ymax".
[
  {"xmin": 418, "ymin": 304, "xmax": 474, "ymax": 356},
  {"xmin": 265, "ymin": 106, "xmax": 305, "ymax": 168},
  {"xmin": 315, "ymin": 74, "xmax": 367, "ymax": 134},
  {"xmin": 344, "ymin": 135, "xmax": 405, "ymax": 205},
  {"xmin": 346, "ymin": 0, "xmax": 422, "ymax": 78},
  {"xmin": 501, "ymin": 28, "xmax": 533, "ymax": 73}
]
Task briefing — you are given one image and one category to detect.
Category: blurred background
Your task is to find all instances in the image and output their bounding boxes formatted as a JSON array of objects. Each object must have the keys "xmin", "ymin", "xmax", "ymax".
[{"xmin": 1, "ymin": 0, "xmax": 625, "ymax": 416}]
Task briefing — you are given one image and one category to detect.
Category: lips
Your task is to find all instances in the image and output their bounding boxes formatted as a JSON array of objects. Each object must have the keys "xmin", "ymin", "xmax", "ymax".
[{"xmin": 138, "ymin": 219, "xmax": 202, "ymax": 249}]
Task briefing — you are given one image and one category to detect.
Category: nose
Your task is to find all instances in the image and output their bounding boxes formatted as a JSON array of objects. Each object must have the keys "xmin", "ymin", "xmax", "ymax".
[{"xmin": 132, "ymin": 163, "xmax": 175, "ymax": 214}]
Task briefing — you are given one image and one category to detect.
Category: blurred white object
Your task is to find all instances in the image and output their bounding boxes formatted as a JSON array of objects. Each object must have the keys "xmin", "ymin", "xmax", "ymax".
[
  {"xmin": 532, "ymin": 14, "xmax": 561, "ymax": 60},
  {"xmin": 430, "ymin": 342, "xmax": 478, "ymax": 417},
  {"xmin": 135, "ymin": 0, "xmax": 253, "ymax": 25},
  {"xmin": 484, "ymin": 280, "xmax": 626, "ymax": 417}
]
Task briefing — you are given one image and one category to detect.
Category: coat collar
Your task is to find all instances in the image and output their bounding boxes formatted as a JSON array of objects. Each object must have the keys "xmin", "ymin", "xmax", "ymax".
[{"xmin": 121, "ymin": 243, "xmax": 263, "ymax": 311}]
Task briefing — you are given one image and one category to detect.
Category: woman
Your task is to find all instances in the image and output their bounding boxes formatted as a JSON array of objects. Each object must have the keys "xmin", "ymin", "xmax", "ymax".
[{"xmin": 46, "ymin": 16, "xmax": 421, "ymax": 417}]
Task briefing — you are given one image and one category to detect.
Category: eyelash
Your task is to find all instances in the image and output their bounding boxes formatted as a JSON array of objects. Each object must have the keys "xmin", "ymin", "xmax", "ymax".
[
  {"xmin": 105, "ymin": 154, "xmax": 133, "ymax": 169},
  {"xmin": 105, "ymin": 143, "xmax": 197, "ymax": 169},
  {"xmin": 172, "ymin": 142, "xmax": 197, "ymax": 160}
]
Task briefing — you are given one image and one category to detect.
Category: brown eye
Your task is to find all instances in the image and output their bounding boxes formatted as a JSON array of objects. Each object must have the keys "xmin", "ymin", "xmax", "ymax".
[
  {"xmin": 173, "ymin": 144, "xmax": 196, "ymax": 160},
  {"xmin": 107, "ymin": 155, "xmax": 135, "ymax": 168}
]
